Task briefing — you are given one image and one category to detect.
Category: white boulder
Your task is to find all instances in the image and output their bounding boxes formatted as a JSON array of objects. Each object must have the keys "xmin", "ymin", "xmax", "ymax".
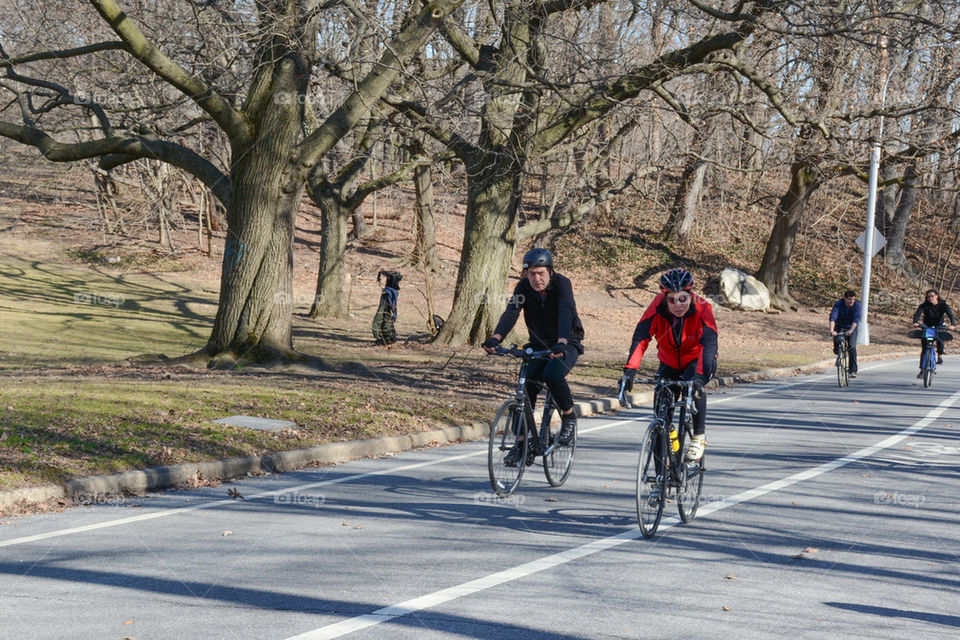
[{"xmin": 719, "ymin": 267, "xmax": 770, "ymax": 311}]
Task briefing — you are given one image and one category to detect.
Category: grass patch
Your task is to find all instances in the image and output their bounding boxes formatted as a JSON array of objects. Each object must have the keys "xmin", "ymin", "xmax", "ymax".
[
  {"xmin": 0, "ymin": 253, "xmax": 212, "ymax": 369},
  {"xmin": 0, "ymin": 375, "xmax": 490, "ymax": 488}
]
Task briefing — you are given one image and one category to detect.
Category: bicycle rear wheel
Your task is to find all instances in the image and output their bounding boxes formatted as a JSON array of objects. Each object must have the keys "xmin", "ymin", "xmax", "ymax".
[
  {"xmin": 542, "ymin": 399, "xmax": 576, "ymax": 487},
  {"xmin": 636, "ymin": 420, "xmax": 667, "ymax": 538},
  {"xmin": 488, "ymin": 399, "xmax": 528, "ymax": 497},
  {"xmin": 677, "ymin": 427, "xmax": 705, "ymax": 523}
]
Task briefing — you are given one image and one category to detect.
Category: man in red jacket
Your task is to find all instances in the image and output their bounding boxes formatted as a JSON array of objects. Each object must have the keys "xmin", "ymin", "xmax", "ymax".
[{"xmin": 618, "ymin": 268, "xmax": 718, "ymax": 461}]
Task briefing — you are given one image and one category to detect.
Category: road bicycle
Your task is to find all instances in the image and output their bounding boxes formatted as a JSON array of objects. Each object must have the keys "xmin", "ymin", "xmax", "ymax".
[
  {"xmin": 487, "ymin": 346, "xmax": 577, "ymax": 497},
  {"xmin": 835, "ymin": 333, "xmax": 851, "ymax": 388},
  {"xmin": 916, "ymin": 324, "xmax": 950, "ymax": 388},
  {"xmin": 627, "ymin": 377, "xmax": 705, "ymax": 538}
]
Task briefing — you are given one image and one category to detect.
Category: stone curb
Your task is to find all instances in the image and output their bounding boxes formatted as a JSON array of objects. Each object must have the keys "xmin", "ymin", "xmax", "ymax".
[{"xmin": 0, "ymin": 349, "xmax": 916, "ymax": 512}]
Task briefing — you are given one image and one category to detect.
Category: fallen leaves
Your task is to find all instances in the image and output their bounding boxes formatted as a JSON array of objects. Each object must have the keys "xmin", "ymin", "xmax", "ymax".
[{"xmin": 226, "ymin": 487, "xmax": 244, "ymax": 500}]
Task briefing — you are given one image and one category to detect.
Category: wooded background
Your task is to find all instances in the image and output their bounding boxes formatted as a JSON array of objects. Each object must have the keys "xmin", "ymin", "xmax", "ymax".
[{"xmin": 2, "ymin": 0, "xmax": 958, "ymax": 363}]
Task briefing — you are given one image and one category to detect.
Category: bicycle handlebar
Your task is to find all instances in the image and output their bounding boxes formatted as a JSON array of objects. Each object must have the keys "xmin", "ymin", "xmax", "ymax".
[
  {"xmin": 489, "ymin": 345, "xmax": 553, "ymax": 359},
  {"xmin": 618, "ymin": 376, "xmax": 699, "ymax": 410},
  {"xmin": 635, "ymin": 378, "xmax": 698, "ymax": 389},
  {"xmin": 916, "ymin": 323, "xmax": 951, "ymax": 331}
]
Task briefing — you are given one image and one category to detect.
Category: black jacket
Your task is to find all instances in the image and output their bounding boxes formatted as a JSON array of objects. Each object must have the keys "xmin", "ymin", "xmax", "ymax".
[
  {"xmin": 494, "ymin": 273, "xmax": 584, "ymax": 352},
  {"xmin": 913, "ymin": 300, "xmax": 957, "ymax": 327}
]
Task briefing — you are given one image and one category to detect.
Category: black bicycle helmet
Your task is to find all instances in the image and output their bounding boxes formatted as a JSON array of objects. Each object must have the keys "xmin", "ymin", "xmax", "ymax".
[
  {"xmin": 659, "ymin": 268, "xmax": 694, "ymax": 293},
  {"xmin": 522, "ymin": 247, "xmax": 553, "ymax": 269}
]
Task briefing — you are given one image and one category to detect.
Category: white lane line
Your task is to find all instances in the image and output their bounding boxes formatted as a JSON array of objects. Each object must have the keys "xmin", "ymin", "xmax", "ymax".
[
  {"xmin": 284, "ymin": 386, "xmax": 960, "ymax": 640},
  {"xmin": 0, "ymin": 412, "xmax": 650, "ymax": 549},
  {"xmin": 0, "ymin": 360, "xmax": 908, "ymax": 548},
  {"xmin": 0, "ymin": 450, "xmax": 479, "ymax": 548}
]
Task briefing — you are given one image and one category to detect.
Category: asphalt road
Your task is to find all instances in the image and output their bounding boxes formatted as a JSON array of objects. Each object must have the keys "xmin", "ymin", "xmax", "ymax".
[{"xmin": 2, "ymin": 357, "xmax": 959, "ymax": 639}]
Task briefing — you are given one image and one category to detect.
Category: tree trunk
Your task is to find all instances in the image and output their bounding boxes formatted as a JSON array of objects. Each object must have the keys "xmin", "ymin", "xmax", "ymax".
[
  {"xmin": 351, "ymin": 208, "xmax": 368, "ymax": 240},
  {"xmin": 885, "ymin": 162, "xmax": 919, "ymax": 271},
  {"xmin": 412, "ymin": 161, "xmax": 439, "ymax": 270},
  {"xmin": 309, "ymin": 188, "xmax": 349, "ymax": 319},
  {"xmin": 662, "ymin": 159, "xmax": 707, "ymax": 241},
  {"xmin": 878, "ymin": 165, "xmax": 898, "ymax": 234},
  {"xmin": 206, "ymin": 153, "xmax": 303, "ymax": 363},
  {"xmin": 663, "ymin": 126, "xmax": 710, "ymax": 241},
  {"xmin": 756, "ymin": 161, "xmax": 821, "ymax": 310},
  {"xmin": 204, "ymin": 50, "xmax": 308, "ymax": 364},
  {"xmin": 434, "ymin": 154, "xmax": 519, "ymax": 345}
]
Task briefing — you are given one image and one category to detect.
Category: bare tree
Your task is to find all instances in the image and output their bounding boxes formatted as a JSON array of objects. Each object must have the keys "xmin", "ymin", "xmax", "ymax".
[
  {"xmin": 0, "ymin": 0, "xmax": 464, "ymax": 364},
  {"xmin": 404, "ymin": 0, "xmax": 775, "ymax": 345}
]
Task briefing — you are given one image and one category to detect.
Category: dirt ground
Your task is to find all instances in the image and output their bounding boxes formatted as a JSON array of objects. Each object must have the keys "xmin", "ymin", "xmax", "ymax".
[{"xmin": 0, "ymin": 157, "xmax": 918, "ymax": 394}]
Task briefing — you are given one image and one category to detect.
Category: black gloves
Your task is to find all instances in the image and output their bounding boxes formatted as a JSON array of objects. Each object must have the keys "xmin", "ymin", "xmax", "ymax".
[
  {"xmin": 620, "ymin": 367, "xmax": 636, "ymax": 393},
  {"xmin": 551, "ymin": 343, "xmax": 567, "ymax": 356},
  {"xmin": 481, "ymin": 337, "xmax": 501, "ymax": 350}
]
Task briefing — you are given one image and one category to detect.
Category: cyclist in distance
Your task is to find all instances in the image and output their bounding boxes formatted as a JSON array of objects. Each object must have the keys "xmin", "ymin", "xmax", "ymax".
[
  {"xmin": 619, "ymin": 268, "xmax": 717, "ymax": 461},
  {"xmin": 912, "ymin": 289, "xmax": 957, "ymax": 375},
  {"xmin": 829, "ymin": 290, "xmax": 861, "ymax": 378},
  {"xmin": 482, "ymin": 248, "xmax": 585, "ymax": 464}
]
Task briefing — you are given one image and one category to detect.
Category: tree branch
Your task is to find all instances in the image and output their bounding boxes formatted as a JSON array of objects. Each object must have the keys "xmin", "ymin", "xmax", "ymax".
[
  {"xmin": 0, "ymin": 41, "xmax": 127, "ymax": 68},
  {"xmin": 88, "ymin": 0, "xmax": 249, "ymax": 142},
  {"xmin": 517, "ymin": 171, "xmax": 642, "ymax": 240},
  {"xmin": 0, "ymin": 120, "xmax": 230, "ymax": 206},
  {"xmin": 297, "ymin": 0, "xmax": 465, "ymax": 170}
]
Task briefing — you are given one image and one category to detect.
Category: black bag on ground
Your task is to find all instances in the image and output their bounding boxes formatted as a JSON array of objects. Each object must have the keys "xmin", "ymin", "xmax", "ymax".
[{"xmin": 372, "ymin": 270, "xmax": 402, "ymax": 345}]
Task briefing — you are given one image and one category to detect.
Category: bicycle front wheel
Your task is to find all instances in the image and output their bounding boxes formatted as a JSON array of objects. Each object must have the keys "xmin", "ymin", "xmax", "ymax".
[
  {"xmin": 636, "ymin": 420, "xmax": 667, "ymax": 538},
  {"xmin": 677, "ymin": 429, "xmax": 705, "ymax": 523},
  {"xmin": 837, "ymin": 347, "xmax": 848, "ymax": 387},
  {"xmin": 543, "ymin": 400, "xmax": 576, "ymax": 487},
  {"xmin": 488, "ymin": 399, "xmax": 528, "ymax": 497},
  {"xmin": 923, "ymin": 348, "xmax": 935, "ymax": 388}
]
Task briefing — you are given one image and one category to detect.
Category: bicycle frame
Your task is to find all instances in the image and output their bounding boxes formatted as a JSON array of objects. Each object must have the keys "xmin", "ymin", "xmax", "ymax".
[
  {"xmin": 917, "ymin": 324, "xmax": 943, "ymax": 386},
  {"xmin": 634, "ymin": 377, "xmax": 704, "ymax": 537},
  {"xmin": 487, "ymin": 346, "xmax": 574, "ymax": 497},
  {"xmin": 505, "ymin": 347, "xmax": 560, "ymax": 457},
  {"xmin": 836, "ymin": 334, "xmax": 850, "ymax": 387},
  {"xmin": 649, "ymin": 378, "xmax": 697, "ymax": 461}
]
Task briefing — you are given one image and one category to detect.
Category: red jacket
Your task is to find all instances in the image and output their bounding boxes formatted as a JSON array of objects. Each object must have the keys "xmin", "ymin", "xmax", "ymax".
[{"xmin": 625, "ymin": 292, "xmax": 718, "ymax": 375}]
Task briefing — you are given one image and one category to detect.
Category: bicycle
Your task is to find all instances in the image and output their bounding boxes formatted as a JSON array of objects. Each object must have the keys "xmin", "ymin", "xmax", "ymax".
[
  {"xmin": 834, "ymin": 332, "xmax": 851, "ymax": 388},
  {"xmin": 916, "ymin": 324, "xmax": 948, "ymax": 388},
  {"xmin": 624, "ymin": 377, "xmax": 705, "ymax": 538},
  {"xmin": 487, "ymin": 346, "xmax": 577, "ymax": 497}
]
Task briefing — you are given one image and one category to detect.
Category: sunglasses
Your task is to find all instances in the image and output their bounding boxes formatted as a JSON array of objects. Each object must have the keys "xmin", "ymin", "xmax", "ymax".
[{"xmin": 666, "ymin": 295, "xmax": 690, "ymax": 304}]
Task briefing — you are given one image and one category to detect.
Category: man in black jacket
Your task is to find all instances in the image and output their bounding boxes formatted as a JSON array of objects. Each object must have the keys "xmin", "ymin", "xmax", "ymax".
[
  {"xmin": 913, "ymin": 289, "xmax": 957, "ymax": 372},
  {"xmin": 482, "ymin": 248, "xmax": 584, "ymax": 461}
]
